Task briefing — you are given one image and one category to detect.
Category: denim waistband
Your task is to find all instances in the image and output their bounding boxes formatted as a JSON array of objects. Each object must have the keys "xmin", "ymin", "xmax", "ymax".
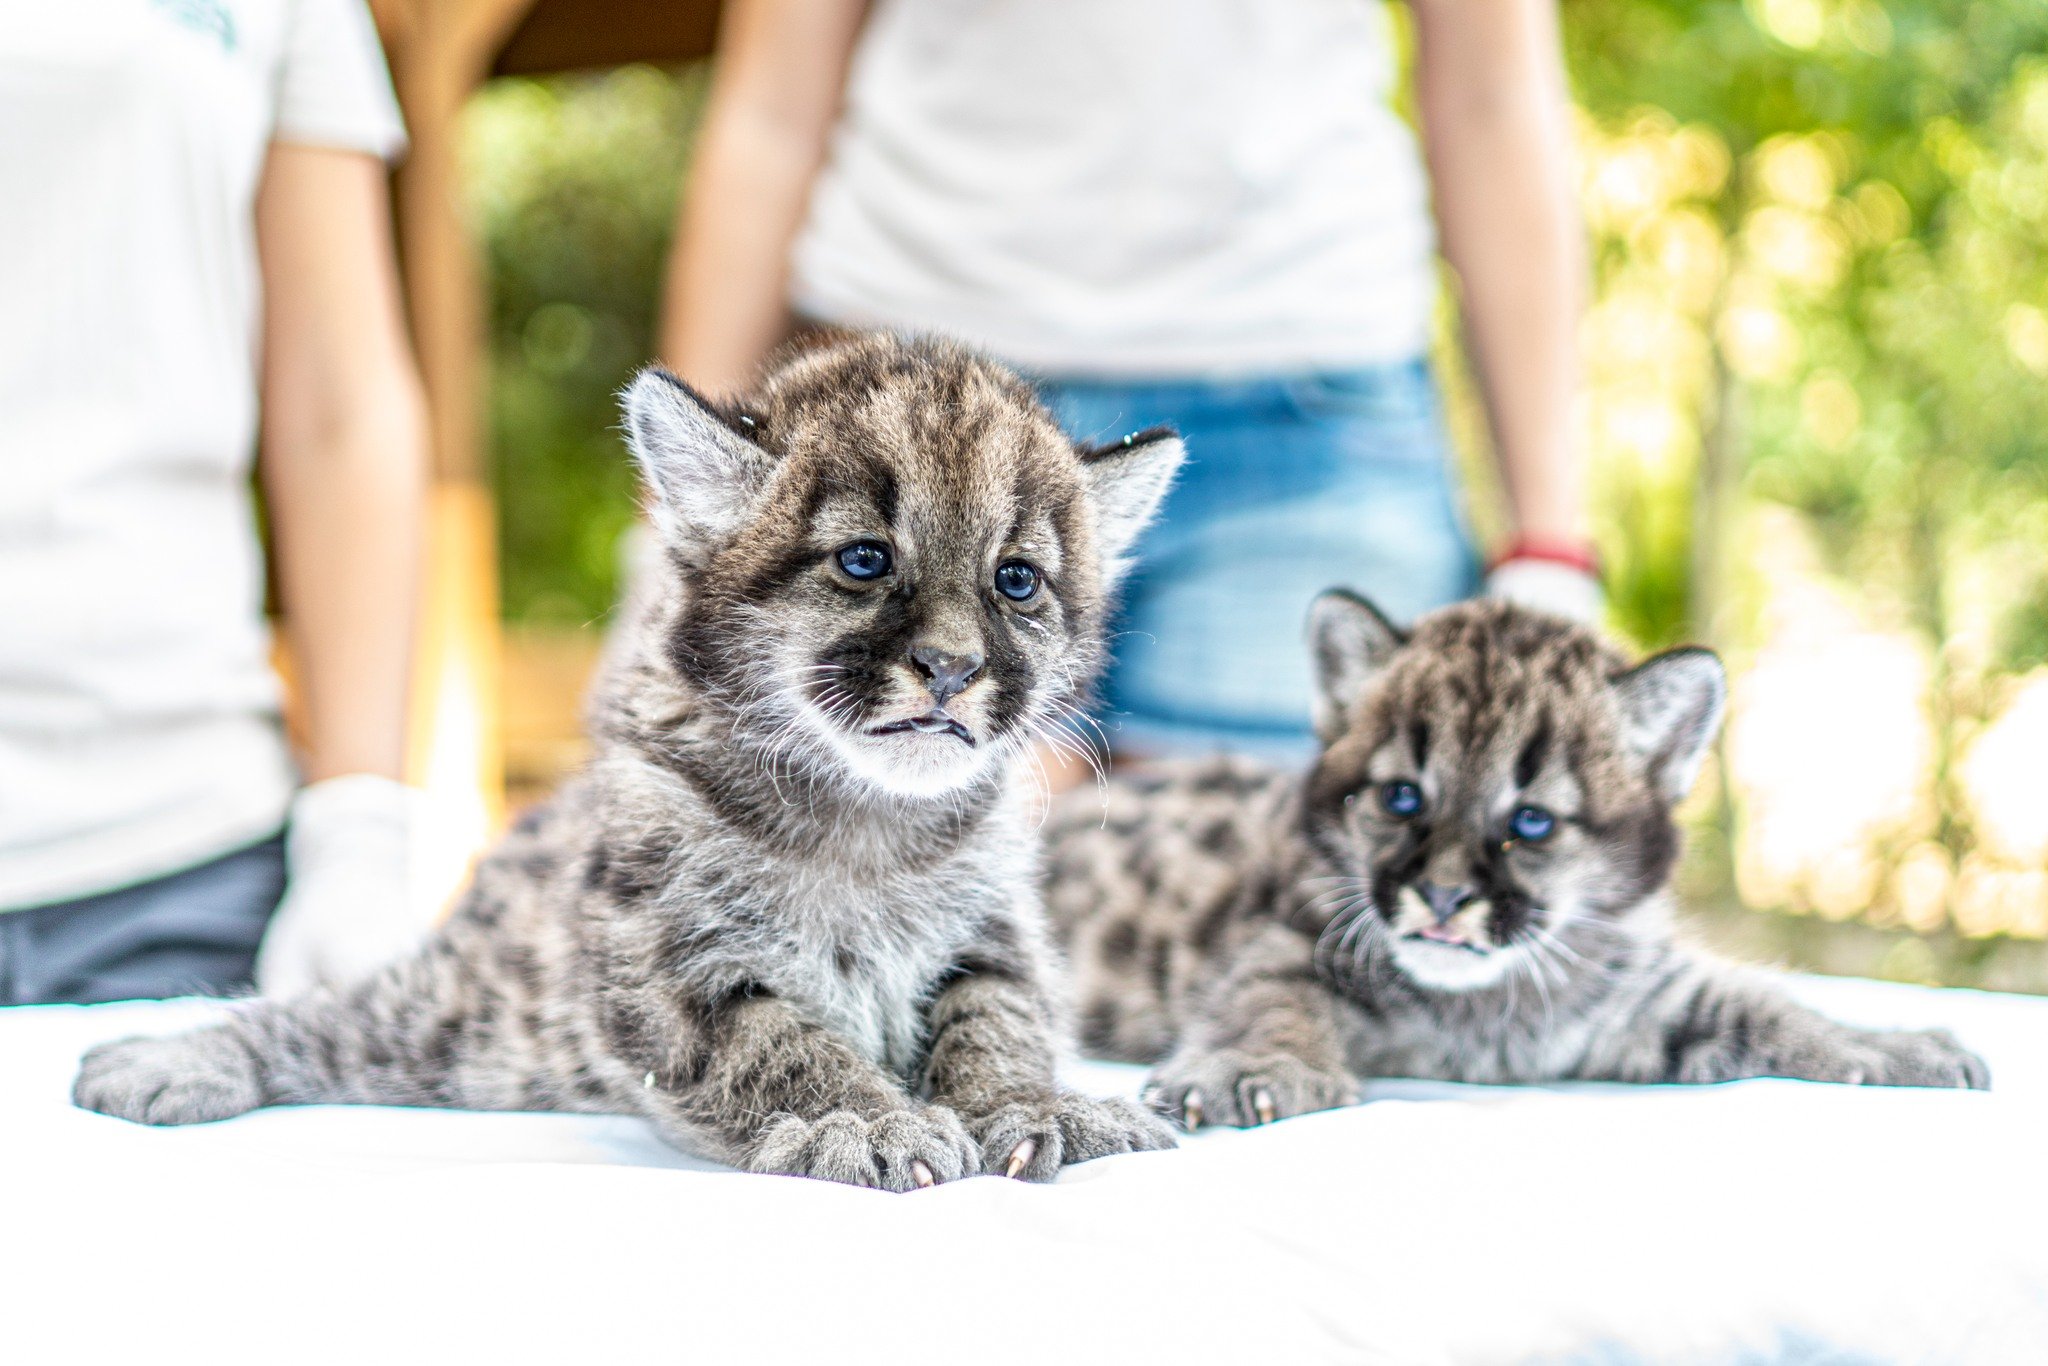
[{"xmin": 1034, "ymin": 357, "xmax": 1439, "ymax": 441}]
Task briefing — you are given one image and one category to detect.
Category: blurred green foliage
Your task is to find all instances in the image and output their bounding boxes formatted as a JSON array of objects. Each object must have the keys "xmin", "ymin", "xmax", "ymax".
[
  {"xmin": 1566, "ymin": 0, "xmax": 2048, "ymax": 661},
  {"xmin": 466, "ymin": 66, "xmax": 706, "ymax": 624},
  {"xmin": 1557, "ymin": 1, "xmax": 2048, "ymax": 932}
]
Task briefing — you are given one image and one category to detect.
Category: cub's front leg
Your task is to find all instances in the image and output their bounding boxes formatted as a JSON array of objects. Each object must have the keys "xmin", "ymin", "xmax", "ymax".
[
  {"xmin": 616, "ymin": 988, "xmax": 979, "ymax": 1191},
  {"xmin": 1141, "ymin": 924, "xmax": 1361, "ymax": 1129},
  {"xmin": 920, "ymin": 928, "xmax": 1176, "ymax": 1182},
  {"xmin": 1604, "ymin": 956, "xmax": 1990, "ymax": 1089}
]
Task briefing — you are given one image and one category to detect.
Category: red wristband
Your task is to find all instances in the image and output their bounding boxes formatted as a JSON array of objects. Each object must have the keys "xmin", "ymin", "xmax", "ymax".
[{"xmin": 1489, "ymin": 538, "xmax": 1601, "ymax": 578}]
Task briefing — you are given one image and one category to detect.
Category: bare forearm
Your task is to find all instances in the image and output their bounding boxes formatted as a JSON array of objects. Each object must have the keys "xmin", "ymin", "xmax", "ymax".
[
  {"xmin": 661, "ymin": 118, "xmax": 818, "ymax": 397},
  {"xmin": 660, "ymin": 0, "xmax": 868, "ymax": 397},
  {"xmin": 265, "ymin": 396, "xmax": 426, "ymax": 781},
  {"xmin": 256, "ymin": 144, "xmax": 429, "ymax": 785},
  {"xmin": 1415, "ymin": 0, "xmax": 1589, "ymax": 545}
]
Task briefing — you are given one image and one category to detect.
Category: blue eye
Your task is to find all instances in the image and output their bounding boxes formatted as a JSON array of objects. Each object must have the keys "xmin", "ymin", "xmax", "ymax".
[
  {"xmin": 836, "ymin": 541, "xmax": 892, "ymax": 580},
  {"xmin": 1509, "ymin": 805, "xmax": 1556, "ymax": 843},
  {"xmin": 994, "ymin": 560, "xmax": 1040, "ymax": 602},
  {"xmin": 1378, "ymin": 781, "xmax": 1422, "ymax": 818}
]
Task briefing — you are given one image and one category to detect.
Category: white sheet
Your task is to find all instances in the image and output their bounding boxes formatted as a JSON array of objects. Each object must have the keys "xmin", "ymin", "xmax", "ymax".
[{"xmin": 7, "ymin": 975, "xmax": 2046, "ymax": 1364}]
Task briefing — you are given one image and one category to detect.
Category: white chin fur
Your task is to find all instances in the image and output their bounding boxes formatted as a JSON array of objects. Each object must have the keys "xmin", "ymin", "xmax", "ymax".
[
  {"xmin": 1389, "ymin": 937, "xmax": 1521, "ymax": 993},
  {"xmin": 816, "ymin": 722, "xmax": 992, "ymax": 797}
]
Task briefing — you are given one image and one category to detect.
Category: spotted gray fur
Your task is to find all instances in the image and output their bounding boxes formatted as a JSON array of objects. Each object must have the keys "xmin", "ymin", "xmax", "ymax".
[
  {"xmin": 74, "ymin": 334, "xmax": 1181, "ymax": 1188},
  {"xmin": 1045, "ymin": 593, "xmax": 1989, "ymax": 1129}
]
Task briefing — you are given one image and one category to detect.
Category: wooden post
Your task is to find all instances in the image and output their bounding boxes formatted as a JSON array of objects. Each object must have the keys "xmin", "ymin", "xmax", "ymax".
[
  {"xmin": 372, "ymin": 0, "xmax": 536, "ymax": 904},
  {"xmin": 366, "ymin": 0, "xmax": 723, "ymax": 905}
]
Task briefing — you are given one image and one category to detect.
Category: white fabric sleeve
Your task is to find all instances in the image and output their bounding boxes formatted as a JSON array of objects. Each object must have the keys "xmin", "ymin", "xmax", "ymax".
[{"xmin": 273, "ymin": 0, "xmax": 408, "ymax": 161}]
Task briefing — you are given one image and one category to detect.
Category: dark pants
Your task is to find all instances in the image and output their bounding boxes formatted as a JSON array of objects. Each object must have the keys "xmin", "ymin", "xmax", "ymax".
[{"xmin": 0, "ymin": 834, "xmax": 287, "ymax": 1006}]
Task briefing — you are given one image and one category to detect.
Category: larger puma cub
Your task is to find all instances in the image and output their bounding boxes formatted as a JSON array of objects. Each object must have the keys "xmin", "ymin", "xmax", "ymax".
[{"xmin": 76, "ymin": 334, "xmax": 1183, "ymax": 1188}]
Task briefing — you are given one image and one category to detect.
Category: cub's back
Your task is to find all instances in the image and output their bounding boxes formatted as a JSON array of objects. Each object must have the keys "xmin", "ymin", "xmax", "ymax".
[{"xmin": 1043, "ymin": 757, "xmax": 1293, "ymax": 1061}]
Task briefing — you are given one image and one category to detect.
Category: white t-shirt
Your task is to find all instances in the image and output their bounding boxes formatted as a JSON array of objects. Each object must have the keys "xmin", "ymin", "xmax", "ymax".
[
  {"xmin": 790, "ymin": 0, "xmax": 1437, "ymax": 379},
  {"xmin": 0, "ymin": 0, "xmax": 405, "ymax": 909}
]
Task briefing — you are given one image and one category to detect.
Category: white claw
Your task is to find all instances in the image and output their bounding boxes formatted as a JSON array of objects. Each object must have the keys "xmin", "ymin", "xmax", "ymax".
[
  {"xmin": 1182, "ymin": 1089, "xmax": 1204, "ymax": 1131},
  {"xmin": 1253, "ymin": 1087, "xmax": 1277, "ymax": 1126},
  {"xmin": 911, "ymin": 1159, "xmax": 935, "ymax": 1189},
  {"xmin": 1005, "ymin": 1138, "xmax": 1038, "ymax": 1179}
]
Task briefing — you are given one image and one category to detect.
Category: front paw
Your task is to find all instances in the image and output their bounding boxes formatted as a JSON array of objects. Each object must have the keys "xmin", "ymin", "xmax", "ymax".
[
  {"xmin": 1142, "ymin": 1049, "xmax": 1360, "ymax": 1130},
  {"xmin": 1680, "ymin": 1026, "xmax": 1991, "ymax": 1090},
  {"xmin": 73, "ymin": 1031, "xmax": 266, "ymax": 1125},
  {"xmin": 748, "ymin": 1105, "xmax": 980, "ymax": 1191},
  {"xmin": 1858, "ymin": 1027, "xmax": 1990, "ymax": 1090},
  {"xmin": 967, "ymin": 1092, "xmax": 1178, "ymax": 1182}
]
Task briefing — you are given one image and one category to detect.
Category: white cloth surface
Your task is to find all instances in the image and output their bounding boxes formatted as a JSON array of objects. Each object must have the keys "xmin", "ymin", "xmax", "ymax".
[
  {"xmin": 6, "ymin": 974, "xmax": 2046, "ymax": 1364},
  {"xmin": 790, "ymin": 0, "xmax": 1436, "ymax": 379},
  {"xmin": 0, "ymin": 0, "xmax": 404, "ymax": 909}
]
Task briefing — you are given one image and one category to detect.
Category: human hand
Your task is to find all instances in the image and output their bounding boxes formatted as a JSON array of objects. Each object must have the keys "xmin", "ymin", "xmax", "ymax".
[
  {"xmin": 254, "ymin": 775, "xmax": 434, "ymax": 999},
  {"xmin": 1484, "ymin": 542, "xmax": 1603, "ymax": 625}
]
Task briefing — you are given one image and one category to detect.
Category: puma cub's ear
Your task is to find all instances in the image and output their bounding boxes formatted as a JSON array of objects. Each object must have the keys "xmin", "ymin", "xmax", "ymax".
[
  {"xmin": 1076, "ymin": 427, "xmax": 1184, "ymax": 580},
  {"xmin": 621, "ymin": 367, "xmax": 779, "ymax": 551},
  {"xmin": 1307, "ymin": 590, "xmax": 1405, "ymax": 743},
  {"xmin": 1612, "ymin": 647, "xmax": 1726, "ymax": 802}
]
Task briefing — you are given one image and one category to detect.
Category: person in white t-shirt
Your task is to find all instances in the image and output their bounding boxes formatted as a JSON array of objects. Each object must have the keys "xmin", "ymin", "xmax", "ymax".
[
  {"xmin": 664, "ymin": 0, "xmax": 1601, "ymax": 759},
  {"xmin": 0, "ymin": 0, "xmax": 432, "ymax": 1003}
]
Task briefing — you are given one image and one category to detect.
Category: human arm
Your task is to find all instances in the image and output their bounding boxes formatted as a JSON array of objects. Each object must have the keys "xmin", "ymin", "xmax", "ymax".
[
  {"xmin": 659, "ymin": 0, "xmax": 870, "ymax": 397},
  {"xmin": 253, "ymin": 141, "xmax": 430, "ymax": 996},
  {"xmin": 257, "ymin": 142, "xmax": 425, "ymax": 785},
  {"xmin": 1410, "ymin": 0, "xmax": 1600, "ymax": 617}
]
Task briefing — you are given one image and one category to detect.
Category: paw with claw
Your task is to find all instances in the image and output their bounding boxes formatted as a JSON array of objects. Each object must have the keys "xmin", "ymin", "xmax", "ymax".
[
  {"xmin": 73, "ymin": 1030, "xmax": 268, "ymax": 1126},
  {"xmin": 967, "ymin": 1091, "xmax": 1177, "ymax": 1182},
  {"xmin": 1677, "ymin": 1025, "xmax": 1990, "ymax": 1090},
  {"xmin": 1142, "ymin": 1049, "xmax": 1359, "ymax": 1130},
  {"xmin": 1859, "ymin": 1027, "xmax": 1990, "ymax": 1089},
  {"xmin": 747, "ymin": 1105, "xmax": 980, "ymax": 1191},
  {"xmin": 1778, "ymin": 1026, "xmax": 1988, "ymax": 1089}
]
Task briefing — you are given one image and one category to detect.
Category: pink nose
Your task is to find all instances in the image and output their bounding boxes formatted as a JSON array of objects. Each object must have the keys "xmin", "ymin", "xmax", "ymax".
[{"xmin": 1417, "ymin": 924, "xmax": 1470, "ymax": 945}]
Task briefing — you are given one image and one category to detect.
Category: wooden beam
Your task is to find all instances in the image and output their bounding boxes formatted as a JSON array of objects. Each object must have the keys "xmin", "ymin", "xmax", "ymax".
[
  {"xmin": 493, "ymin": 0, "xmax": 721, "ymax": 77},
  {"xmin": 382, "ymin": 0, "xmax": 535, "ymax": 483},
  {"xmin": 456, "ymin": 0, "xmax": 551, "ymax": 78}
]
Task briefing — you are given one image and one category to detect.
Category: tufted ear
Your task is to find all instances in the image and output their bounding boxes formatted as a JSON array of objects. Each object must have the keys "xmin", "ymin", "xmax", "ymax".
[
  {"xmin": 1076, "ymin": 427, "xmax": 1184, "ymax": 580},
  {"xmin": 1307, "ymin": 590, "xmax": 1405, "ymax": 743},
  {"xmin": 621, "ymin": 367, "xmax": 779, "ymax": 551},
  {"xmin": 1611, "ymin": 647, "xmax": 1726, "ymax": 802}
]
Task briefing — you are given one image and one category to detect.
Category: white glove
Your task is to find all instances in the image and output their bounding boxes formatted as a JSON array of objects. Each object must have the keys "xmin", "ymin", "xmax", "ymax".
[
  {"xmin": 1484, "ymin": 555, "xmax": 1605, "ymax": 626},
  {"xmin": 255, "ymin": 774, "xmax": 435, "ymax": 1000}
]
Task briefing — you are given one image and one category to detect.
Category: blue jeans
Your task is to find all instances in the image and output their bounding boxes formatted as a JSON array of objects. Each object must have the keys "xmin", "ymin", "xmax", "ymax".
[{"xmin": 1038, "ymin": 360, "xmax": 1479, "ymax": 759}]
